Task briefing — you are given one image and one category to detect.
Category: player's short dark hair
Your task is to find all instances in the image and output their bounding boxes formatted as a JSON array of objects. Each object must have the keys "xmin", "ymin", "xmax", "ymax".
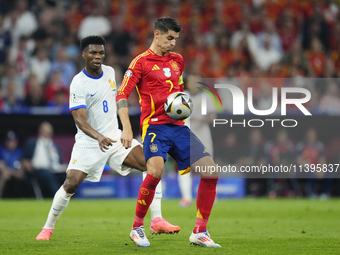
[
  {"xmin": 154, "ymin": 17, "xmax": 182, "ymax": 33},
  {"xmin": 80, "ymin": 35, "xmax": 106, "ymax": 51}
]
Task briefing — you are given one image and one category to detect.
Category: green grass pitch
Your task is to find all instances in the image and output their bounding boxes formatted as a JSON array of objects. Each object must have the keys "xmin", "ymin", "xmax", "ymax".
[{"xmin": 0, "ymin": 199, "xmax": 340, "ymax": 255}]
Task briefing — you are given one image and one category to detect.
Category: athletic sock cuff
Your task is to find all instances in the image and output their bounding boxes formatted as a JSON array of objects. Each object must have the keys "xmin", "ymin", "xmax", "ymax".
[{"xmin": 62, "ymin": 186, "xmax": 75, "ymax": 196}]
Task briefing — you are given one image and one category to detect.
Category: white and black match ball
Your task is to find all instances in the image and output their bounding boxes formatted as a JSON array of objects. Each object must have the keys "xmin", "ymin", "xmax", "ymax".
[{"xmin": 164, "ymin": 92, "xmax": 193, "ymax": 120}]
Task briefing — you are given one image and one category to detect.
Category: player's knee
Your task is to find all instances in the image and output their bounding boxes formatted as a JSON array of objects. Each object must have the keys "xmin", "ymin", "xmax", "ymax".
[
  {"xmin": 193, "ymin": 156, "xmax": 219, "ymax": 177},
  {"xmin": 146, "ymin": 157, "xmax": 164, "ymax": 178},
  {"xmin": 147, "ymin": 167, "xmax": 163, "ymax": 179},
  {"xmin": 200, "ymin": 168, "xmax": 219, "ymax": 178},
  {"xmin": 63, "ymin": 177, "xmax": 81, "ymax": 194}
]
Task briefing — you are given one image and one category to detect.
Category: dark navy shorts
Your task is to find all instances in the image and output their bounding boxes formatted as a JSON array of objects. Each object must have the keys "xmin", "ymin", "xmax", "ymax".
[{"xmin": 142, "ymin": 124, "xmax": 211, "ymax": 174}]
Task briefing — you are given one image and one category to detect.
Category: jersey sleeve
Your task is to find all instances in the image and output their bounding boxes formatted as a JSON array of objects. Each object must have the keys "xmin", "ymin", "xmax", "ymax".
[
  {"xmin": 116, "ymin": 57, "xmax": 143, "ymax": 102},
  {"xmin": 69, "ymin": 77, "xmax": 87, "ymax": 111},
  {"xmin": 178, "ymin": 54, "xmax": 185, "ymax": 92},
  {"xmin": 179, "ymin": 74, "xmax": 184, "ymax": 92}
]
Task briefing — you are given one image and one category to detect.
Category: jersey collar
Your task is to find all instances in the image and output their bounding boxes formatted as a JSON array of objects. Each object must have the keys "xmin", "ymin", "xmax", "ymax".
[{"xmin": 82, "ymin": 68, "xmax": 104, "ymax": 80}]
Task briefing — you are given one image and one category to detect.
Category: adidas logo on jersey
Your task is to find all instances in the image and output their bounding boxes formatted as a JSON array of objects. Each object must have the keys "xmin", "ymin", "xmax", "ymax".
[{"xmin": 152, "ymin": 64, "xmax": 160, "ymax": 71}]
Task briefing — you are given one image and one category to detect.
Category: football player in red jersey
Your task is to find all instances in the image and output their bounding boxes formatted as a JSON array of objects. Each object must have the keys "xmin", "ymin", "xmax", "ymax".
[{"xmin": 117, "ymin": 17, "xmax": 220, "ymax": 248}]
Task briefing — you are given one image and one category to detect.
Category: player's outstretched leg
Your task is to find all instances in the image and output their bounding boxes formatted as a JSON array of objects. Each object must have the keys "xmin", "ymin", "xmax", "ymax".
[
  {"xmin": 189, "ymin": 157, "xmax": 220, "ymax": 247},
  {"xmin": 142, "ymin": 172, "xmax": 180, "ymax": 234},
  {"xmin": 36, "ymin": 186, "xmax": 74, "ymax": 240},
  {"xmin": 130, "ymin": 172, "xmax": 160, "ymax": 247}
]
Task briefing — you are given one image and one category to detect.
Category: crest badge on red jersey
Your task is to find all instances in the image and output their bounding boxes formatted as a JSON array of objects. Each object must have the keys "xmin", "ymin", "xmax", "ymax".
[
  {"xmin": 170, "ymin": 60, "xmax": 179, "ymax": 72},
  {"xmin": 163, "ymin": 68, "xmax": 171, "ymax": 78}
]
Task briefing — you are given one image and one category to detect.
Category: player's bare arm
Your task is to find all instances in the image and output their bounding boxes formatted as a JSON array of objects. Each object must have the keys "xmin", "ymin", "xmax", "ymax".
[
  {"xmin": 71, "ymin": 108, "xmax": 116, "ymax": 152},
  {"xmin": 117, "ymin": 99, "xmax": 133, "ymax": 149}
]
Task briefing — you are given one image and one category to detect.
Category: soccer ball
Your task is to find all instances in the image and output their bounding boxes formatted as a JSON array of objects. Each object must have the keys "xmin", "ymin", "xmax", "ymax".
[{"xmin": 164, "ymin": 92, "xmax": 193, "ymax": 120}]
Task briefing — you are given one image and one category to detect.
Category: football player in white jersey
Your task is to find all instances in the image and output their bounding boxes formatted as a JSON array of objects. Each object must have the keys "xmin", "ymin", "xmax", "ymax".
[{"xmin": 36, "ymin": 36, "xmax": 180, "ymax": 241}]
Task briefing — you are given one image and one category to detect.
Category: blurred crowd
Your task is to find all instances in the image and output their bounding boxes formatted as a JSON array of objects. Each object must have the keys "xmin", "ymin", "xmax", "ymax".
[
  {"xmin": 213, "ymin": 127, "xmax": 339, "ymax": 199},
  {"xmin": 1, "ymin": 0, "xmax": 340, "ymax": 113},
  {"xmin": 0, "ymin": 123, "xmax": 66, "ymax": 199}
]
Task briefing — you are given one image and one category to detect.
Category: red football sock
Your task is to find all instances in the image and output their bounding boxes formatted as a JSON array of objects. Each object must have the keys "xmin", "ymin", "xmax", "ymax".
[
  {"xmin": 133, "ymin": 173, "xmax": 161, "ymax": 228},
  {"xmin": 194, "ymin": 177, "xmax": 218, "ymax": 233}
]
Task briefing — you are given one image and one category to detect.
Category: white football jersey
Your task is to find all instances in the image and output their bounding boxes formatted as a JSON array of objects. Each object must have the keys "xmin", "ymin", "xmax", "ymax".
[{"xmin": 69, "ymin": 64, "xmax": 118, "ymax": 145}]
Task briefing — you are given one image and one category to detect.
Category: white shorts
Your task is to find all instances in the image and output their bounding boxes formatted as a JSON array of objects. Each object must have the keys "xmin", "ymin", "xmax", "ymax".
[{"xmin": 67, "ymin": 131, "xmax": 140, "ymax": 182}]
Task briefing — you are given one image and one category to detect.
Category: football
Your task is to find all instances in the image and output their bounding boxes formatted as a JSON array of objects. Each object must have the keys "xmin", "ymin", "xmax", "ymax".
[{"xmin": 164, "ymin": 92, "xmax": 193, "ymax": 120}]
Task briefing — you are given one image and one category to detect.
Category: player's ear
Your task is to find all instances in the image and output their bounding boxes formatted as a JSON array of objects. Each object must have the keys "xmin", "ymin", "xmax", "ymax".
[
  {"xmin": 81, "ymin": 51, "xmax": 86, "ymax": 59},
  {"xmin": 154, "ymin": 30, "xmax": 161, "ymax": 38}
]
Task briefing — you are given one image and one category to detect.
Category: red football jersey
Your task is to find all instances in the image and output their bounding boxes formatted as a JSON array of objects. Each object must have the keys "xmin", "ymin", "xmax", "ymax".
[{"xmin": 117, "ymin": 49, "xmax": 185, "ymax": 131}]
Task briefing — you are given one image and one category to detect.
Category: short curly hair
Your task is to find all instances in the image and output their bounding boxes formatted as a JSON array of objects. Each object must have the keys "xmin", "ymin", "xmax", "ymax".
[{"xmin": 80, "ymin": 35, "xmax": 106, "ymax": 51}]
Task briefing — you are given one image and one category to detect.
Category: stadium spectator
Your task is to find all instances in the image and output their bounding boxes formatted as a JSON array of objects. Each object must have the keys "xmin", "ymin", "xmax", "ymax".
[
  {"xmin": 257, "ymin": 17, "xmax": 283, "ymax": 56},
  {"xmin": 106, "ymin": 15, "xmax": 135, "ymax": 70},
  {"xmin": 245, "ymin": 129, "xmax": 267, "ymax": 167},
  {"xmin": 77, "ymin": 3, "xmax": 110, "ymax": 40},
  {"xmin": 215, "ymin": 34, "xmax": 238, "ymax": 71},
  {"xmin": 278, "ymin": 12, "xmax": 297, "ymax": 52},
  {"xmin": 329, "ymin": 21, "xmax": 340, "ymax": 51},
  {"xmin": 0, "ymin": 131, "xmax": 25, "ymax": 198},
  {"xmin": 31, "ymin": 6, "xmax": 60, "ymax": 48},
  {"xmin": 0, "ymin": 92, "xmax": 3, "ymax": 110},
  {"xmin": 319, "ymin": 81, "xmax": 340, "ymax": 115},
  {"xmin": 331, "ymin": 43, "xmax": 340, "ymax": 73},
  {"xmin": 62, "ymin": 33, "xmax": 80, "ymax": 64},
  {"xmin": 63, "ymin": 1, "xmax": 84, "ymax": 35},
  {"xmin": 254, "ymin": 34, "xmax": 281, "ymax": 71},
  {"xmin": 283, "ymin": 39, "xmax": 308, "ymax": 75},
  {"xmin": 204, "ymin": 21, "xmax": 225, "ymax": 48},
  {"xmin": 46, "ymin": 89, "xmax": 68, "ymax": 113},
  {"xmin": 0, "ymin": 12, "xmax": 11, "ymax": 76},
  {"xmin": 306, "ymin": 38, "xmax": 326, "ymax": 77},
  {"xmin": 44, "ymin": 70, "xmax": 68, "ymax": 103},
  {"xmin": 30, "ymin": 46, "xmax": 51, "ymax": 86},
  {"xmin": 0, "ymin": 64, "xmax": 25, "ymax": 99},
  {"xmin": 244, "ymin": 129, "xmax": 267, "ymax": 197},
  {"xmin": 21, "ymin": 121, "xmax": 65, "ymax": 198},
  {"xmin": 3, "ymin": 0, "xmax": 38, "ymax": 45},
  {"xmin": 264, "ymin": 129, "xmax": 296, "ymax": 198},
  {"xmin": 231, "ymin": 21, "xmax": 258, "ymax": 57},
  {"xmin": 24, "ymin": 75, "xmax": 46, "ymax": 106},
  {"xmin": 302, "ymin": 3, "xmax": 330, "ymax": 51},
  {"xmin": 8, "ymin": 35, "xmax": 33, "ymax": 81},
  {"xmin": 296, "ymin": 128, "xmax": 329, "ymax": 198},
  {"xmin": 255, "ymin": 81, "xmax": 278, "ymax": 112},
  {"xmin": 49, "ymin": 47, "xmax": 77, "ymax": 86},
  {"xmin": 215, "ymin": 133, "xmax": 244, "ymax": 167},
  {"xmin": 2, "ymin": 80, "xmax": 24, "ymax": 113},
  {"xmin": 323, "ymin": 0, "xmax": 339, "ymax": 26}
]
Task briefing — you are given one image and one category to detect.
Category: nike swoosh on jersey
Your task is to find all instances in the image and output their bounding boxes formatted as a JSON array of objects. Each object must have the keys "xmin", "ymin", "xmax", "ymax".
[{"xmin": 91, "ymin": 92, "xmax": 98, "ymax": 97}]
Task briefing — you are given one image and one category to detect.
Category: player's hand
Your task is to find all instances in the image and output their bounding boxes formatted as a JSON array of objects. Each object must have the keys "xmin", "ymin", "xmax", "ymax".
[
  {"xmin": 98, "ymin": 134, "xmax": 116, "ymax": 152},
  {"xmin": 121, "ymin": 128, "xmax": 133, "ymax": 149}
]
